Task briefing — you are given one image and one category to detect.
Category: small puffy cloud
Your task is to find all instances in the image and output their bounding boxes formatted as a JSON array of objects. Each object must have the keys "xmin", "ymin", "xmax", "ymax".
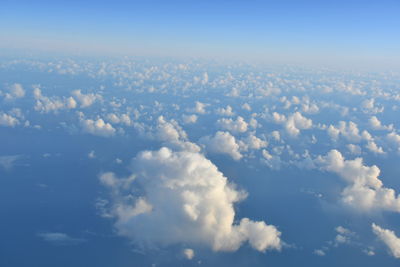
[
  {"xmin": 316, "ymin": 150, "xmax": 400, "ymax": 212},
  {"xmin": 183, "ymin": 248, "xmax": 195, "ymax": 260},
  {"xmin": 372, "ymin": 224, "xmax": 400, "ymax": 258},
  {"xmin": 182, "ymin": 114, "xmax": 198, "ymax": 124},
  {"xmin": 272, "ymin": 112, "xmax": 286, "ymax": 124},
  {"xmin": 187, "ymin": 101, "xmax": 208, "ymax": 114},
  {"xmin": 33, "ymin": 86, "xmax": 76, "ymax": 113},
  {"xmin": 369, "ymin": 116, "xmax": 393, "ymax": 131},
  {"xmin": 327, "ymin": 121, "xmax": 371, "ymax": 143},
  {"xmin": 313, "ymin": 249, "xmax": 326, "ymax": 256},
  {"xmin": 3, "ymin": 83, "xmax": 25, "ymax": 100},
  {"xmin": 106, "ymin": 113, "xmax": 132, "ymax": 126},
  {"xmin": 154, "ymin": 116, "xmax": 200, "ymax": 153},
  {"xmin": 0, "ymin": 112, "xmax": 19, "ymax": 127},
  {"xmin": 240, "ymin": 134, "xmax": 268, "ymax": 151},
  {"xmin": 216, "ymin": 105, "xmax": 234, "ymax": 116},
  {"xmin": 100, "ymin": 148, "xmax": 282, "ymax": 252},
  {"xmin": 362, "ymin": 98, "xmax": 384, "ymax": 114},
  {"xmin": 80, "ymin": 118, "xmax": 116, "ymax": 137},
  {"xmin": 387, "ymin": 132, "xmax": 400, "ymax": 153},
  {"xmin": 273, "ymin": 112, "xmax": 312, "ymax": 137},
  {"xmin": 200, "ymin": 131, "xmax": 243, "ymax": 160},
  {"xmin": 217, "ymin": 116, "xmax": 248, "ymax": 134},
  {"xmin": 71, "ymin": 89, "xmax": 102, "ymax": 108},
  {"xmin": 270, "ymin": 131, "xmax": 281, "ymax": 142},
  {"xmin": 365, "ymin": 141, "xmax": 385, "ymax": 155},
  {"xmin": 242, "ymin": 103, "xmax": 251, "ymax": 111},
  {"xmin": 334, "ymin": 226, "xmax": 355, "ymax": 246}
]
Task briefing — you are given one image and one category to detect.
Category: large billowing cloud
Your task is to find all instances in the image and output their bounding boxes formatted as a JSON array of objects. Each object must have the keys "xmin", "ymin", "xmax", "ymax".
[
  {"xmin": 99, "ymin": 147, "xmax": 282, "ymax": 252},
  {"xmin": 372, "ymin": 224, "xmax": 400, "ymax": 258},
  {"xmin": 316, "ymin": 150, "xmax": 400, "ymax": 212}
]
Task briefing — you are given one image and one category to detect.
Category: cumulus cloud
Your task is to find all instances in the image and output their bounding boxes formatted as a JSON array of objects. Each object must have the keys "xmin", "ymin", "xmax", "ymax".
[
  {"xmin": 200, "ymin": 131, "xmax": 243, "ymax": 160},
  {"xmin": 273, "ymin": 112, "xmax": 312, "ymax": 137},
  {"xmin": 240, "ymin": 134, "xmax": 268, "ymax": 151},
  {"xmin": 362, "ymin": 98, "xmax": 384, "ymax": 114},
  {"xmin": 71, "ymin": 89, "xmax": 102, "ymax": 108},
  {"xmin": 3, "ymin": 83, "xmax": 25, "ymax": 100},
  {"xmin": 365, "ymin": 140, "xmax": 385, "ymax": 154},
  {"xmin": 387, "ymin": 132, "xmax": 400, "ymax": 153},
  {"xmin": 333, "ymin": 226, "xmax": 355, "ymax": 246},
  {"xmin": 106, "ymin": 113, "xmax": 132, "ymax": 126},
  {"xmin": 80, "ymin": 118, "xmax": 116, "ymax": 137},
  {"xmin": 327, "ymin": 121, "xmax": 364, "ymax": 142},
  {"xmin": 369, "ymin": 116, "xmax": 393, "ymax": 131},
  {"xmin": 316, "ymin": 150, "xmax": 400, "ymax": 212},
  {"xmin": 242, "ymin": 103, "xmax": 251, "ymax": 111},
  {"xmin": 372, "ymin": 224, "xmax": 400, "ymax": 258},
  {"xmin": 217, "ymin": 116, "xmax": 248, "ymax": 134},
  {"xmin": 216, "ymin": 105, "xmax": 234, "ymax": 116},
  {"xmin": 33, "ymin": 86, "xmax": 77, "ymax": 113},
  {"xmin": 0, "ymin": 112, "xmax": 19, "ymax": 127},
  {"xmin": 99, "ymin": 148, "xmax": 282, "ymax": 252},
  {"xmin": 154, "ymin": 116, "xmax": 200, "ymax": 153},
  {"xmin": 187, "ymin": 101, "xmax": 208, "ymax": 114},
  {"xmin": 182, "ymin": 114, "xmax": 198, "ymax": 124},
  {"xmin": 183, "ymin": 248, "xmax": 195, "ymax": 260}
]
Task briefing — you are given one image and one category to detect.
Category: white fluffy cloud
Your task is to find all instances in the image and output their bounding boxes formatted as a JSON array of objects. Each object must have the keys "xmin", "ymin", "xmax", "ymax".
[
  {"xmin": 0, "ymin": 112, "xmax": 19, "ymax": 127},
  {"xmin": 216, "ymin": 105, "xmax": 234, "ymax": 116},
  {"xmin": 106, "ymin": 113, "xmax": 132, "ymax": 126},
  {"xmin": 316, "ymin": 150, "xmax": 400, "ymax": 212},
  {"xmin": 3, "ymin": 83, "xmax": 25, "ymax": 100},
  {"xmin": 187, "ymin": 101, "xmax": 208, "ymax": 114},
  {"xmin": 327, "ymin": 121, "xmax": 369, "ymax": 142},
  {"xmin": 217, "ymin": 116, "xmax": 248, "ymax": 134},
  {"xmin": 183, "ymin": 248, "xmax": 195, "ymax": 260},
  {"xmin": 182, "ymin": 114, "xmax": 198, "ymax": 124},
  {"xmin": 369, "ymin": 116, "xmax": 393, "ymax": 131},
  {"xmin": 33, "ymin": 86, "xmax": 77, "ymax": 113},
  {"xmin": 100, "ymin": 148, "xmax": 282, "ymax": 252},
  {"xmin": 200, "ymin": 131, "xmax": 243, "ymax": 160},
  {"xmin": 372, "ymin": 223, "xmax": 400, "ymax": 258},
  {"xmin": 80, "ymin": 118, "xmax": 116, "ymax": 137},
  {"xmin": 154, "ymin": 116, "xmax": 200, "ymax": 153},
  {"xmin": 273, "ymin": 112, "xmax": 312, "ymax": 137},
  {"xmin": 387, "ymin": 132, "xmax": 400, "ymax": 153},
  {"xmin": 71, "ymin": 89, "xmax": 102, "ymax": 108}
]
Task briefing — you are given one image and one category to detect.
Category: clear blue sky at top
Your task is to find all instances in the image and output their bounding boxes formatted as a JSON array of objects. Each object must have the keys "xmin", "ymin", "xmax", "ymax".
[{"xmin": 1, "ymin": 0, "xmax": 399, "ymax": 65}]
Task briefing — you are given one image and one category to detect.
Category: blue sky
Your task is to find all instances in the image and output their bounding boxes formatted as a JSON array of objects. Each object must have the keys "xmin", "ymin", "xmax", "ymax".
[
  {"xmin": 1, "ymin": 0, "xmax": 400, "ymax": 66},
  {"xmin": 1, "ymin": 49, "xmax": 400, "ymax": 266}
]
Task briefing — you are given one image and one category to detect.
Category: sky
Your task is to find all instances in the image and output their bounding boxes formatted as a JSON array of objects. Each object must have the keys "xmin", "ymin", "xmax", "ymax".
[
  {"xmin": 1, "ymin": 2, "xmax": 400, "ymax": 267},
  {"xmin": 1, "ymin": 0, "xmax": 400, "ymax": 66}
]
